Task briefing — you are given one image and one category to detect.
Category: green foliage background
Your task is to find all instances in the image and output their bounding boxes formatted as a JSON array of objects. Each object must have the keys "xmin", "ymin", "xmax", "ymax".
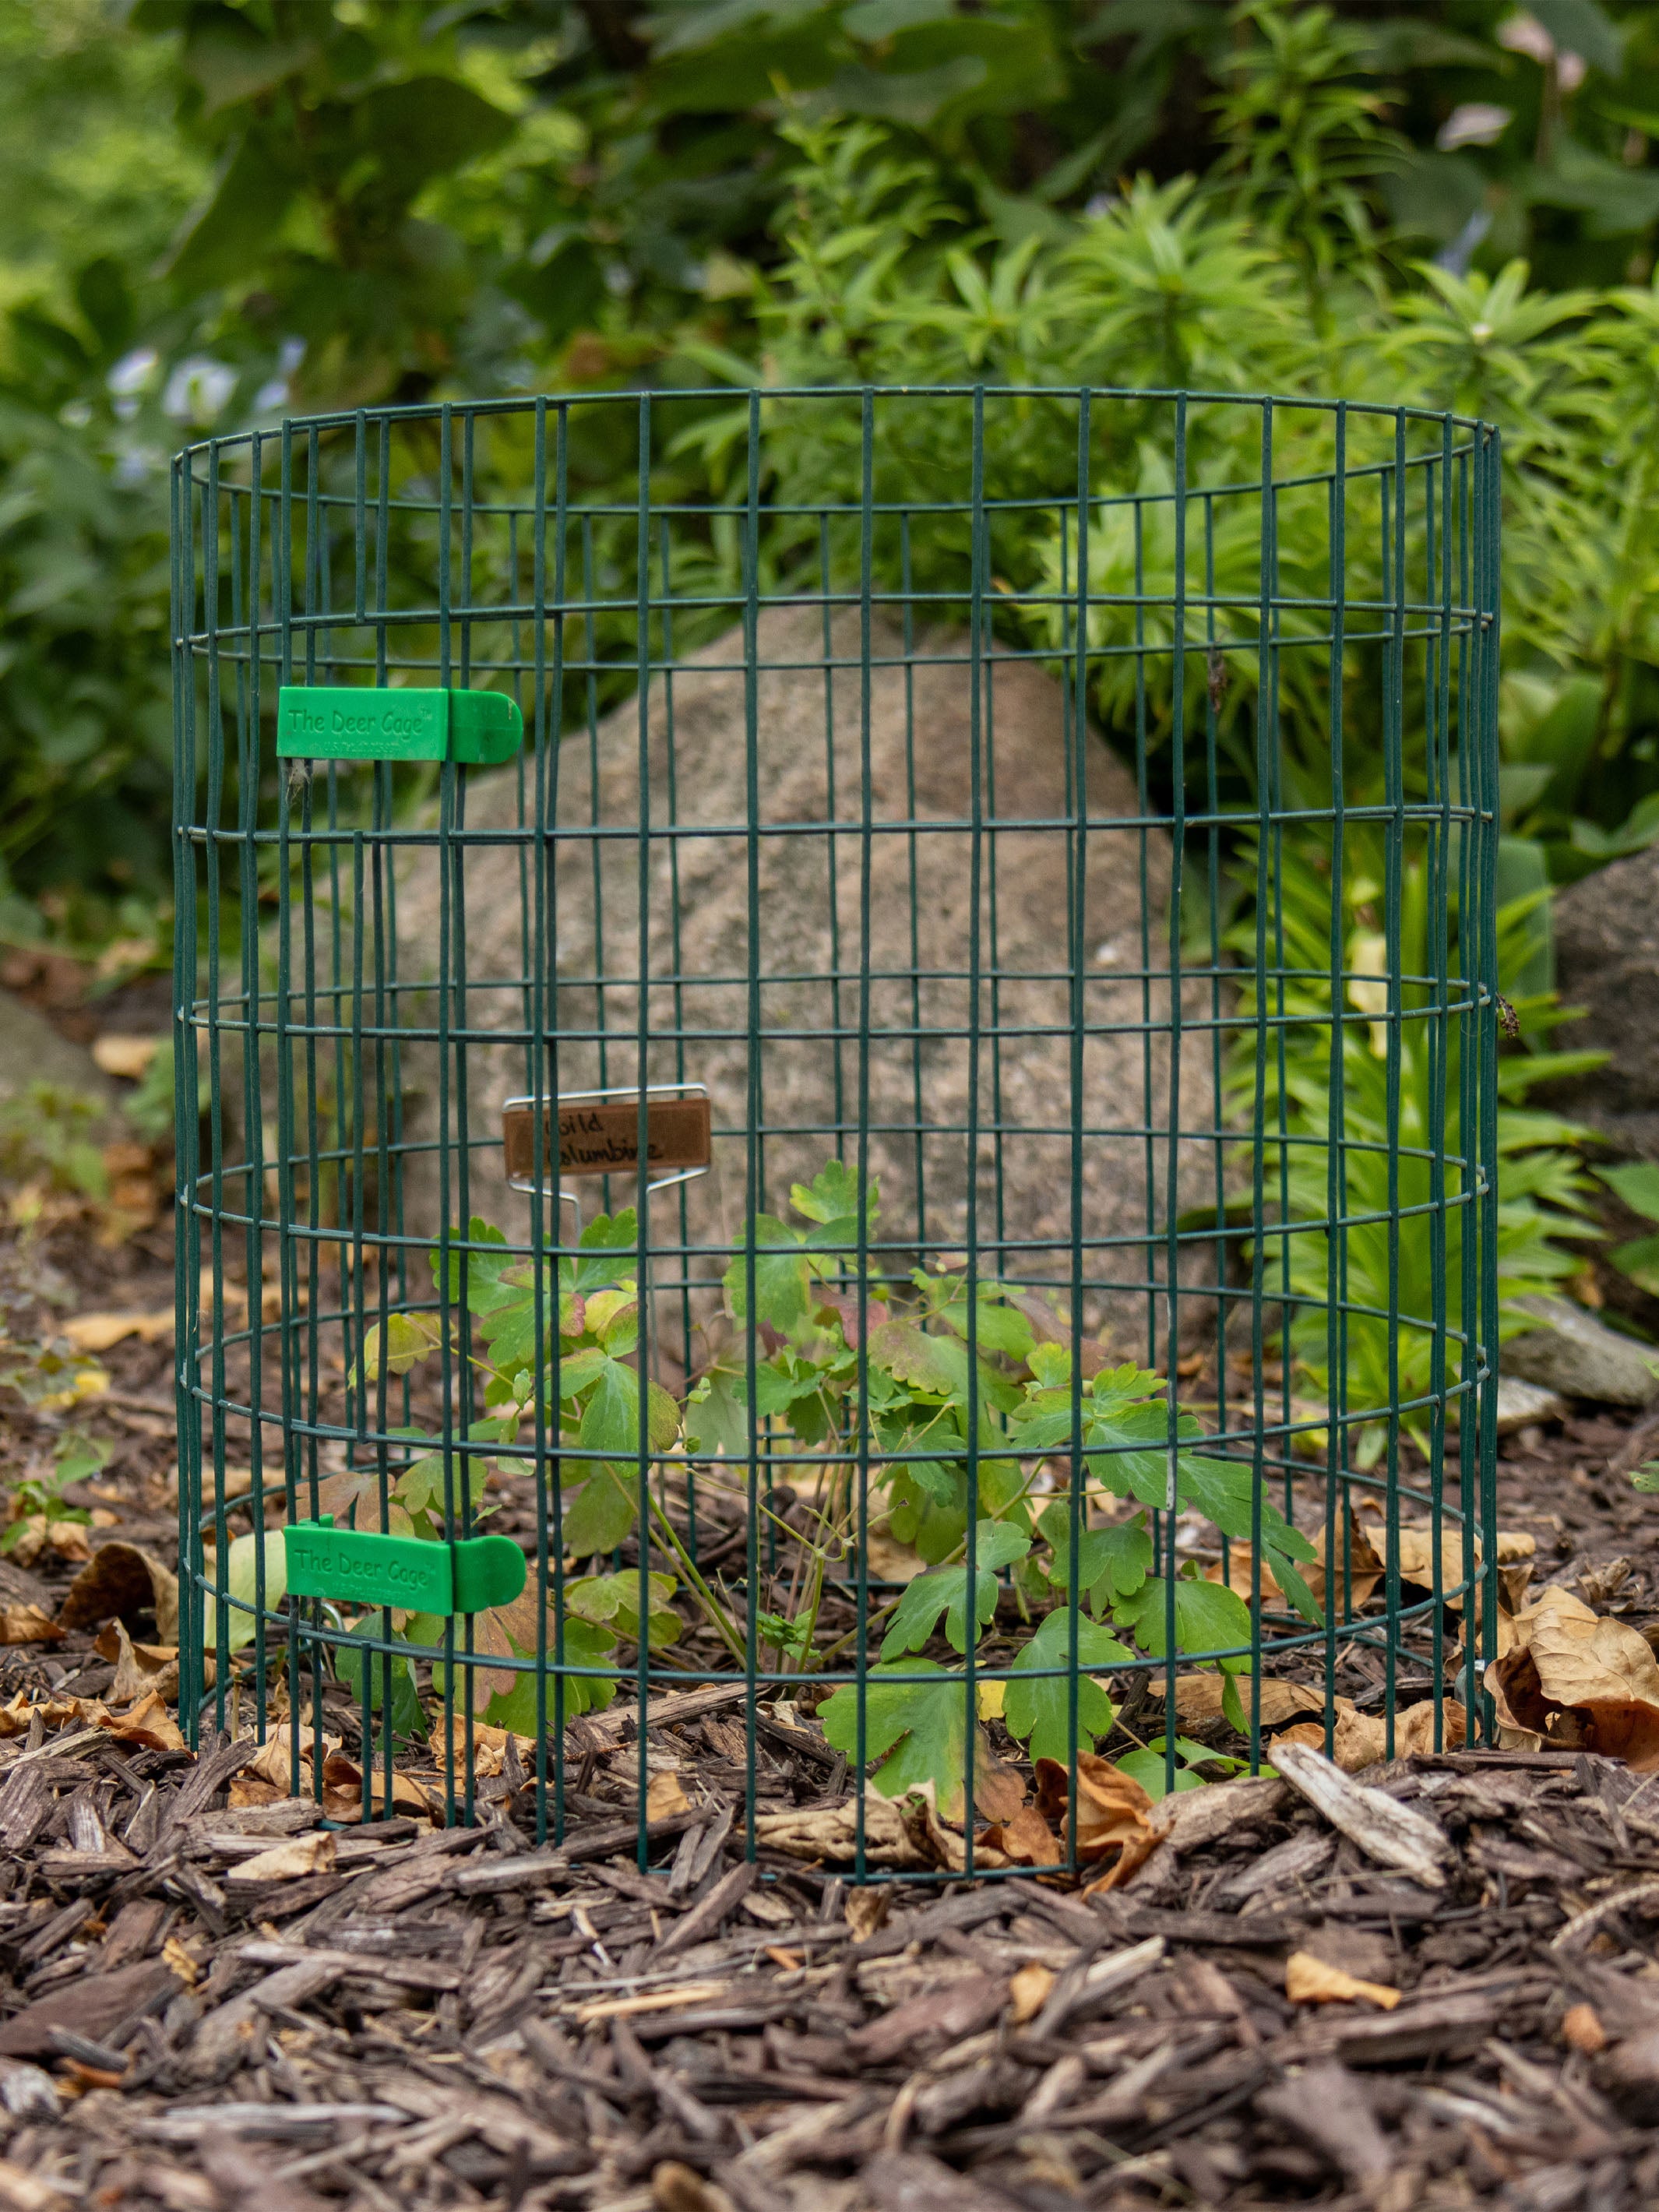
[{"xmin": 6, "ymin": 0, "xmax": 1659, "ymax": 952}]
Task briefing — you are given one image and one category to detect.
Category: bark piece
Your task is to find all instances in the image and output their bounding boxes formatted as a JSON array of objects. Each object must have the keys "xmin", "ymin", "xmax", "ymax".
[
  {"xmin": 847, "ymin": 1973, "xmax": 1007, "ymax": 2067},
  {"xmin": 1270, "ymin": 1741, "xmax": 1452, "ymax": 1888},
  {"xmin": 1255, "ymin": 2061, "xmax": 1392, "ymax": 2182},
  {"xmin": 653, "ymin": 1862, "xmax": 758, "ymax": 1961},
  {"xmin": 0, "ymin": 1957, "xmax": 175, "ymax": 2057}
]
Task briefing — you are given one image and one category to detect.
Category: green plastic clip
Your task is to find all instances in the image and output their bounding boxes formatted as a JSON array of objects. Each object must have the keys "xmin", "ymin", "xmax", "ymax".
[
  {"xmin": 276, "ymin": 685, "xmax": 523, "ymax": 766},
  {"xmin": 283, "ymin": 1516, "xmax": 527, "ymax": 1614}
]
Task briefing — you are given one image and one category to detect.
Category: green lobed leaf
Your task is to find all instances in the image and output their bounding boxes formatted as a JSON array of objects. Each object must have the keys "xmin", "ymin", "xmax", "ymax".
[
  {"xmin": 819, "ymin": 1658, "xmax": 973, "ymax": 1818},
  {"xmin": 1002, "ymin": 1607, "xmax": 1132, "ymax": 1761},
  {"xmin": 1115, "ymin": 1575, "xmax": 1254, "ymax": 1671},
  {"xmin": 878, "ymin": 1519, "xmax": 1031, "ymax": 1657}
]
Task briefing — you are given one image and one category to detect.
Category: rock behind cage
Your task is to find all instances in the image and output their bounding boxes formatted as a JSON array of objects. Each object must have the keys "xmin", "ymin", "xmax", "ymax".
[{"xmin": 385, "ymin": 604, "xmax": 1220, "ymax": 1351}]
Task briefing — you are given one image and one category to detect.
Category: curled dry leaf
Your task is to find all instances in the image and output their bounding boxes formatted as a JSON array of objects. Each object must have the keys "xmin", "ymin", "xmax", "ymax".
[
  {"xmin": 224, "ymin": 1831, "xmax": 336, "ymax": 1885},
  {"xmin": 60, "ymin": 1309, "xmax": 173, "ymax": 1353},
  {"xmin": 1271, "ymin": 1697, "xmax": 1467, "ymax": 1773},
  {"xmin": 972, "ymin": 1757, "xmax": 1027, "ymax": 1826},
  {"xmin": 981, "ymin": 1802, "xmax": 1062, "ymax": 1868},
  {"xmin": 1396, "ymin": 1523, "xmax": 1536, "ymax": 1613},
  {"xmin": 427, "ymin": 1712, "xmax": 537, "ymax": 1784},
  {"xmin": 100, "ymin": 1620, "xmax": 181, "ymax": 1705},
  {"xmin": 58, "ymin": 1541, "xmax": 179, "ymax": 1643},
  {"xmin": 1487, "ymin": 1584, "xmax": 1659, "ymax": 1768},
  {"xmin": 1284, "ymin": 1950, "xmax": 1401, "ymax": 2009},
  {"xmin": 755, "ymin": 1792, "xmax": 933, "ymax": 1871},
  {"xmin": 91, "ymin": 1033, "xmax": 163, "ymax": 1081},
  {"xmin": 0, "ymin": 1688, "xmax": 183, "ymax": 1752},
  {"xmin": 1175, "ymin": 1673, "xmax": 1322, "ymax": 1727},
  {"xmin": 843, "ymin": 1886, "xmax": 890, "ymax": 1942},
  {"xmin": 320, "ymin": 1749, "xmax": 434, "ymax": 1824},
  {"xmin": 1034, "ymin": 1752, "xmax": 1155, "ymax": 1886},
  {"xmin": 98, "ymin": 1690, "xmax": 186, "ymax": 1752},
  {"xmin": 646, "ymin": 1770, "xmax": 692, "ymax": 1820},
  {"xmin": 246, "ymin": 1724, "xmax": 341, "ymax": 1794},
  {"xmin": 0, "ymin": 1607, "xmax": 62, "ymax": 1648}
]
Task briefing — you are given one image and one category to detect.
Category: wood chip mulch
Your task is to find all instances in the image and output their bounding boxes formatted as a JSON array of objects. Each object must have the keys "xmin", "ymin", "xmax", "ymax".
[{"xmin": 0, "ymin": 1725, "xmax": 1648, "ymax": 2210}]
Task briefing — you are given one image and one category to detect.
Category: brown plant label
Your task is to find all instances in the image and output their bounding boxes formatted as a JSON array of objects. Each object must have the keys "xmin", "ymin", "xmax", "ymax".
[{"xmin": 503, "ymin": 1094, "xmax": 712, "ymax": 1184}]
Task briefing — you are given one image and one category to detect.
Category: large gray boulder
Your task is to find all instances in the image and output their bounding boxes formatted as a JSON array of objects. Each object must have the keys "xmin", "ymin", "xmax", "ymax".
[
  {"xmin": 0, "ymin": 990, "xmax": 118, "ymax": 1115},
  {"xmin": 1553, "ymin": 844, "xmax": 1659, "ymax": 1124},
  {"xmin": 388, "ymin": 606, "xmax": 1217, "ymax": 1345},
  {"xmin": 1505, "ymin": 1294, "xmax": 1659, "ymax": 1407}
]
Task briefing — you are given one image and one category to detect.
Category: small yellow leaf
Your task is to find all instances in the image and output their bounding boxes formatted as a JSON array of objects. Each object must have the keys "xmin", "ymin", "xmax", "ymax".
[
  {"xmin": 161, "ymin": 1936, "xmax": 200, "ymax": 1986},
  {"xmin": 976, "ymin": 1679, "xmax": 1006, "ymax": 1721},
  {"xmin": 1009, "ymin": 1963, "xmax": 1055, "ymax": 2024},
  {"xmin": 1284, "ymin": 1950, "xmax": 1400, "ymax": 2009}
]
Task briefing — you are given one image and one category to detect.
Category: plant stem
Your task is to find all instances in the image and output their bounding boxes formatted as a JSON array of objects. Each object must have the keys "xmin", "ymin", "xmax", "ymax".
[{"xmin": 645, "ymin": 1495, "xmax": 748, "ymax": 1664}]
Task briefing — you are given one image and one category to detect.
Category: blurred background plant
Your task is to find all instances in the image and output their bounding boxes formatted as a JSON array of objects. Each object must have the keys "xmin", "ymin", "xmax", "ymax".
[{"xmin": 8, "ymin": 0, "xmax": 1659, "ymax": 1352}]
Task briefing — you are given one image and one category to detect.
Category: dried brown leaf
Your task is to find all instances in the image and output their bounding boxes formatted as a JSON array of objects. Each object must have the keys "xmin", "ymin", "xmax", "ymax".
[
  {"xmin": 981, "ymin": 1802, "xmax": 1062, "ymax": 1868},
  {"xmin": 1035, "ymin": 1751, "xmax": 1154, "ymax": 1883},
  {"xmin": 1487, "ymin": 1584, "xmax": 1659, "ymax": 1768}
]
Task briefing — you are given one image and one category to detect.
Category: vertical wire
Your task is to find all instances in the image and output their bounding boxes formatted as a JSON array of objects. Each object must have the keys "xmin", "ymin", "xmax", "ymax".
[
  {"xmin": 1164, "ymin": 395, "xmax": 1189, "ymax": 1793},
  {"xmin": 199, "ymin": 446, "xmax": 227, "ymax": 1738},
  {"xmin": 1382, "ymin": 414, "xmax": 1408, "ymax": 1756},
  {"xmin": 1455, "ymin": 442, "xmax": 1480, "ymax": 1730},
  {"xmin": 172, "ymin": 448, "xmax": 204, "ymax": 1744},
  {"xmin": 963, "ymin": 386, "xmax": 987, "ymax": 1872},
  {"xmin": 550, "ymin": 404, "xmax": 572, "ymax": 1840},
  {"xmin": 1323, "ymin": 403, "xmax": 1348, "ymax": 1737},
  {"xmin": 820, "ymin": 512, "xmax": 846, "ymax": 1151},
  {"xmin": 1476, "ymin": 428, "xmax": 1502, "ymax": 1732},
  {"xmin": 433, "ymin": 403, "xmax": 460, "ymax": 1824},
  {"xmin": 1065, "ymin": 392, "xmax": 1091, "ymax": 1862},
  {"xmin": 1248, "ymin": 402, "xmax": 1274, "ymax": 1751},
  {"xmin": 854, "ymin": 387, "xmax": 877, "ymax": 1879},
  {"xmin": 1428, "ymin": 420, "xmax": 1456, "ymax": 1746},
  {"xmin": 633, "ymin": 393, "xmax": 654, "ymax": 1869},
  {"xmin": 742, "ymin": 391, "xmax": 763, "ymax": 1869}
]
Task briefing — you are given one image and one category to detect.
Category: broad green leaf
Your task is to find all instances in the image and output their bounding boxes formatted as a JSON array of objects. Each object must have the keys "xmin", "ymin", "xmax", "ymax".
[
  {"xmin": 1039, "ymin": 1505, "xmax": 1154, "ymax": 1610},
  {"xmin": 477, "ymin": 1615, "xmax": 618, "ymax": 1726},
  {"xmin": 791, "ymin": 1158, "xmax": 877, "ymax": 1228},
  {"xmin": 560, "ymin": 1464, "xmax": 640, "ymax": 1556},
  {"xmin": 217, "ymin": 1530, "xmax": 287, "ymax": 1656},
  {"xmin": 685, "ymin": 1356, "xmax": 750, "ymax": 1460},
  {"xmin": 1611, "ymin": 1234, "xmax": 1659, "ymax": 1297},
  {"xmin": 350, "ymin": 1309, "xmax": 443, "ymax": 1390},
  {"xmin": 1002, "ymin": 1608, "xmax": 1132, "ymax": 1760},
  {"xmin": 1602, "ymin": 1163, "xmax": 1659, "ymax": 1226},
  {"xmin": 567, "ymin": 1570, "xmax": 682, "ymax": 1649},
  {"xmin": 879, "ymin": 1519, "xmax": 1030, "ymax": 1657},
  {"xmin": 868, "ymin": 1316, "xmax": 963, "ymax": 1399},
  {"xmin": 1116, "ymin": 1736, "xmax": 1216, "ymax": 1800},
  {"xmin": 571, "ymin": 1210, "xmax": 639, "ymax": 1294},
  {"xmin": 724, "ymin": 1214, "xmax": 811, "ymax": 1330},
  {"xmin": 1117, "ymin": 1576, "xmax": 1254, "ymax": 1671},
  {"xmin": 819, "ymin": 1659, "xmax": 972, "ymax": 1817}
]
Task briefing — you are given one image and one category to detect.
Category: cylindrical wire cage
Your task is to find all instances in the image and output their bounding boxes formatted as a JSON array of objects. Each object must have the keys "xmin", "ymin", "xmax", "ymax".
[{"xmin": 172, "ymin": 383, "xmax": 1502, "ymax": 1876}]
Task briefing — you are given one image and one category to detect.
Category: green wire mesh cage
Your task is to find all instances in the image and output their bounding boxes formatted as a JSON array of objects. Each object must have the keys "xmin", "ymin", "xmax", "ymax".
[{"xmin": 171, "ymin": 384, "xmax": 1502, "ymax": 1879}]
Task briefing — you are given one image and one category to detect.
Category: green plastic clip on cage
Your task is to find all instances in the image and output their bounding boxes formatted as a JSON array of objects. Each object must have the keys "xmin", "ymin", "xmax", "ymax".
[{"xmin": 172, "ymin": 385, "xmax": 1502, "ymax": 1878}]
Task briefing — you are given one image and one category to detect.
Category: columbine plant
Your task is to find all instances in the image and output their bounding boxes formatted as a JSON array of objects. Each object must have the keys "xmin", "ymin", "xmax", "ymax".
[{"xmin": 326, "ymin": 1161, "xmax": 1319, "ymax": 1804}]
